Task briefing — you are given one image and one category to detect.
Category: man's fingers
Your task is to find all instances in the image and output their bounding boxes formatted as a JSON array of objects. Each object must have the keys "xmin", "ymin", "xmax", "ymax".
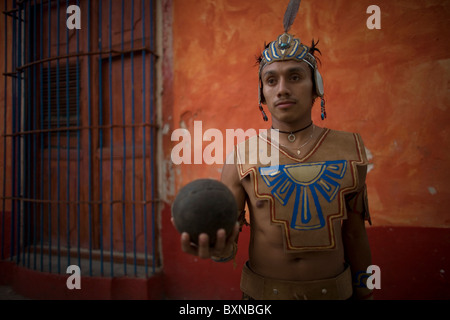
[
  {"xmin": 180, "ymin": 223, "xmax": 240, "ymax": 259},
  {"xmin": 180, "ymin": 232, "xmax": 194, "ymax": 254},
  {"xmin": 230, "ymin": 222, "xmax": 240, "ymax": 241},
  {"xmin": 211, "ymin": 222, "xmax": 240, "ymax": 258},
  {"xmin": 197, "ymin": 233, "xmax": 211, "ymax": 259},
  {"xmin": 214, "ymin": 229, "xmax": 227, "ymax": 253}
]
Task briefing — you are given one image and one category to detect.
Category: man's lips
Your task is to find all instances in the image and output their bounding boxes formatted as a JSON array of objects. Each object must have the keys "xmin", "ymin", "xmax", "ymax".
[{"xmin": 275, "ymin": 100, "xmax": 296, "ymax": 109}]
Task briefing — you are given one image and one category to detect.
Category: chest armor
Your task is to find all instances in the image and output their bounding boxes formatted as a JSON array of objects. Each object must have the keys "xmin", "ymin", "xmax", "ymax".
[{"xmin": 235, "ymin": 128, "xmax": 369, "ymax": 253}]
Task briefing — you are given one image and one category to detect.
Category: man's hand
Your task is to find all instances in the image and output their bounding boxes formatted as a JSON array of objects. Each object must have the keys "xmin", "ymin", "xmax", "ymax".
[{"xmin": 172, "ymin": 218, "xmax": 240, "ymax": 260}]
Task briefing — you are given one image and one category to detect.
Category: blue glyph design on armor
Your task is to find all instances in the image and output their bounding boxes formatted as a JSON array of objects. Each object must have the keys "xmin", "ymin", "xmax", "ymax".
[{"xmin": 259, "ymin": 160, "xmax": 347, "ymax": 230}]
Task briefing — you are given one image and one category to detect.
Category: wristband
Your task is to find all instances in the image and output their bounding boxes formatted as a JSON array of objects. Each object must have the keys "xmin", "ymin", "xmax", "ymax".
[{"xmin": 211, "ymin": 242, "xmax": 237, "ymax": 263}]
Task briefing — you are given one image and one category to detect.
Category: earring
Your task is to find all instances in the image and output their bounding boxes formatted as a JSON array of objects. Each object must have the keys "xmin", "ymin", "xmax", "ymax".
[
  {"xmin": 259, "ymin": 103, "xmax": 268, "ymax": 122},
  {"xmin": 320, "ymin": 97, "xmax": 327, "ymax": 120}
]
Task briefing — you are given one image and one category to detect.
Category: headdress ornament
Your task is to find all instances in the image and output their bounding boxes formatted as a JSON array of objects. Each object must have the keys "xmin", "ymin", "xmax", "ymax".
[{"xmin": 258, "ymin": 0, "xmax": 326, "ymax": 121}]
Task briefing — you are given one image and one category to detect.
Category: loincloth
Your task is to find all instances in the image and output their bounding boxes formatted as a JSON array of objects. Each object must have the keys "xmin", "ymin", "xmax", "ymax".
[{"xmin": 240, "ymin": 262, "xmax": 352, "ymax": 300}]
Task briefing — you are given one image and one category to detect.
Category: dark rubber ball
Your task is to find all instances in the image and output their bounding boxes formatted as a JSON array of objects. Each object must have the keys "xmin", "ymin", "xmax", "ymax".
[{"xmin": 172, "ymin": 179, "xmax": 238, "ymax": 246}]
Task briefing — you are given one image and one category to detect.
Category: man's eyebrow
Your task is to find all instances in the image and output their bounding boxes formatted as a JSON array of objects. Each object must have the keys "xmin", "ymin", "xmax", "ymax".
[
  {"xmin": 262, "ymin": 70, "xmax": 276, "ymax": 78},
  {"xmin": 262, "ymin": 66, "xmax": 307, "ymax": 77},
  {"xmin": 287, "ymin": 67, "xmax": 307, "ymax": 74}
]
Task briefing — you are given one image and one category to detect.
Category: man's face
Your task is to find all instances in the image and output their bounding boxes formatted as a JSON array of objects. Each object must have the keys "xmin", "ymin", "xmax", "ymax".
[{"xmin": 261, "ymin": 60, "xmax": 315, "ymax": 125}]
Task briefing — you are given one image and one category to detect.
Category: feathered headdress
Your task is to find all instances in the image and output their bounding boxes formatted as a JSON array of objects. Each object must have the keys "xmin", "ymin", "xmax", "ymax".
[
  {"xmin": 283, "ymin": 0, "xmax": 301, "ymax": 33},
  {"xmin": 258, "ymin": 0, "xmax": 326, "ymax": 121}
]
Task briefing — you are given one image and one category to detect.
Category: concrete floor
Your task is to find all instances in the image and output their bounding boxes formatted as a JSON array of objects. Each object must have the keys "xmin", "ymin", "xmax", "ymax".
[
  {"xmin": 0, "ymin": 255, "xmax": 158, "ymax": 300},
  {"xmin": 0, "ymin": 285, "xmax": 30, "ymax": 300}
]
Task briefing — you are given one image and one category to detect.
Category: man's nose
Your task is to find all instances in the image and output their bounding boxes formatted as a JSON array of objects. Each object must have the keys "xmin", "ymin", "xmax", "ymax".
[{"xmin": 276, "ymin": 77, "xmax": 290, "ymax": 97}]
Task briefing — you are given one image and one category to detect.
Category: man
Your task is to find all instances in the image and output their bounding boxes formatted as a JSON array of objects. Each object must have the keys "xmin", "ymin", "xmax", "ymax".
[{"xmin": 178, "ymin": 1, "xmax": 373, "ymax": 300}]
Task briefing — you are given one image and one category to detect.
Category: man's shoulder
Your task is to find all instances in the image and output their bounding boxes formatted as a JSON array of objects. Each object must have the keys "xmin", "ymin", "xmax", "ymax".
[
  {"xmin": 325, "ymin": 128, "xmax": 365, "ymax": 145},
  {"xmin": 235, "ymin": 132, "xmax": 264, "ymax": 153},
  {"xmin": 230, "ymin": 133, "xmax": 261, "ymax": 167},
  {"xmin": 326, "ymin": 128, "xmax": 361, "ymax": 139},
  {"xmin": 323, "ymin": 128, "xmax": 368, "ymax": 164}
]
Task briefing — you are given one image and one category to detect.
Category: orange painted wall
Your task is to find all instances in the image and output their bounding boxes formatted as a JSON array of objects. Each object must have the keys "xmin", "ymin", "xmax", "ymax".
[
  {"xmin": 0, "ymin": 0, "xmax": 449, "ymax": 301},
  {"xmin": 166, "ymin": 0, "xmax": 450, "ymax": 229}
]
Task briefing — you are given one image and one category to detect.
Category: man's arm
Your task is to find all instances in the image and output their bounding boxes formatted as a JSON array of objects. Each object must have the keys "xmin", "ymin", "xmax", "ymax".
[
  {"xmin": 209, "ymin": 161, "xmax": 247, "ymax": 262},
  {"xmin": 342, "ymin": 205, "xmax": 373, "ymax": 299},
  {"xmin": 220, "ymin": 161, "xmax": 247, "ymax": 216},
  {"xmin": 342, "ymin": 164, "xmax": 373, "ymax": 299}
]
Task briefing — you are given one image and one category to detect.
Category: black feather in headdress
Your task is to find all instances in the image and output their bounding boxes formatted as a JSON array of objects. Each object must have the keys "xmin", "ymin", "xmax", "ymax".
[{"xmin": 283, "ymin": 0, "xmax": 301, "ymax": 33}]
